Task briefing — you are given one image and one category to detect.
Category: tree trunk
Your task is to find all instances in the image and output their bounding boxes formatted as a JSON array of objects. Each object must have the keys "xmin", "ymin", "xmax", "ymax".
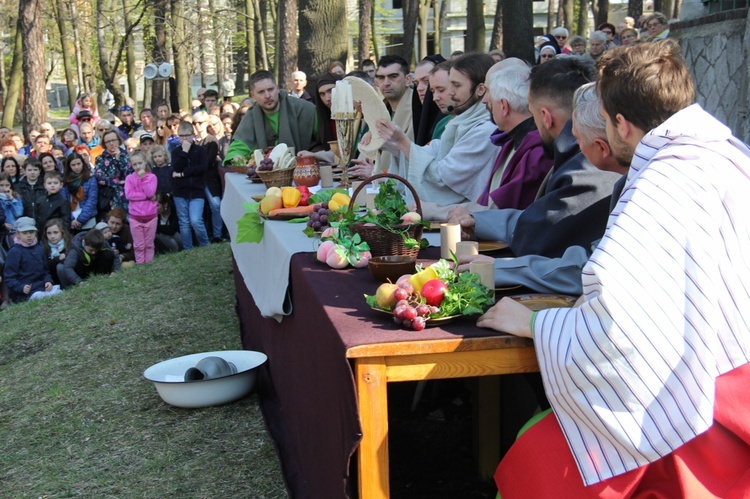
[
  {"xmin": 653, "ymin": 0, "xmax": 662, "ymax": 13},
  {"xmin": 547, "ymin": 0, "xmax": 556, "ymax": 32},
  {"xmin": 151, "ymin": 0, "xmax": 169, "ymax": 109},
  {"xmin": 20, "ymin": 0, "xmax": 46, "ymax": 136},
  {"xmin": 208, "ymin": 0, "xmax": 225, "ymax": 95},
  {"xmin": 590, "ymin": 0, "xmax": 598, "ymax": 27},
  {"xmin": 402, "ymin": 0, "xmax": 418, "ymax": 64},
  {"xmin": 661, "ymin": 0, "xmax": 673, "ymax": 18},
  {"xmin": 2, "ymin": 21, "xmax": 23, "ymax": 129},
  {"xmin": 433, "ymin": 0, "xmax": 444, "ymax": 54},
  {"xmin": 370, "ymin": 3, "xmax": 379, "ymax": 61},
  {"xmin": 490, "ymin": 0, "xmax": 502, "ymax": 50},
  {"xmin": 673, "ymin": 0, "xmax": 682, "ymax": 19},
  {"xmin": 277, "ymin": 0, "xmax": 297, "ymax": 91},
  {"xmin": 417, "ymin": 0, "xmax": 430, "ymax": 60},
  {"xmin": 596, "ymin": 0, "xmax": 608, "ymax": 26},
  {"xmin": 503, "ymin": 0, "xmax": 534, "ymax": 63},
  {"xmin": 253, "ymin": 0, "xmax": 268, "ymax": 70},
  {"xmin": 52, "ymin": 0, "xmax": 77, "ymax": 110},
  {"xmin": 121, "ymin": 0, "xmax": 137, "ymax": 105},
  {"xmin": 0, "ymin": 36, "xmax": 5, "ymax": 98},
  {"xmin": 358, "ymin": 0, "xmax": 372, "ymax": 64},
  {"xmin": 577, "ymin": 0, "xmax": 587, "ymax": 36},
  {"xmin": 69, "ymin": 1, "xmax": 86, "ymax": 94},
  {"xmin": 627, "ymin": 0, "xmax": 642, "ymax": 21},
  {"xmin": 465, "ymin": 0, "xmax": 485, "ymax": 52},
  {"xmin": 298, "ymin": 0, "xmax": 347, "ymax": 78},
  {"xmin": 170, "ymin": 0, "xmax": 190, "ymax": 112},
  {"xmin": 563, "ymin": 0, "xmax": 574, "ymax": 32}
]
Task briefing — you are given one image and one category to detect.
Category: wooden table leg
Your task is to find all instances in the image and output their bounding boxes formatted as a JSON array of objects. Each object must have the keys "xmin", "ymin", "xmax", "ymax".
[
  {"xmin": 355, "ymin": 357, "xmax": 390, "ymax": 499},
  {"xmin": 474, "ymin": 375, "xmax": 501, "ymax": 479}
]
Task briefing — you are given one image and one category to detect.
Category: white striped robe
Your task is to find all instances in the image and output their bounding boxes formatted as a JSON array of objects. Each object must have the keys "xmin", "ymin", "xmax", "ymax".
[{"xmin": 533, "ymin": 104, "xmax": 750, "ymax": 485}]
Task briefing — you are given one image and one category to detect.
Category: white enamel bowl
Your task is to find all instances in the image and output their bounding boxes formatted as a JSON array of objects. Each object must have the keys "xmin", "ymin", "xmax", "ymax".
[{"xmin": 143, "ymin": 350, "xmax": 267, "ymax": 408}]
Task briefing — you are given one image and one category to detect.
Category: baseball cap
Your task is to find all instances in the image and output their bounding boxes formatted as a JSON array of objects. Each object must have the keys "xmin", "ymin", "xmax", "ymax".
[
  {"xmin": 139, "ymin": 133, "xmax": 154, "ymax": 143},
  {"xmin": 15, "ymin": 216, "xmax": 37, "ymax": 232},
  {"xmin": 95, "ymin": 221, "xmax": 109, "ymax": 231}
]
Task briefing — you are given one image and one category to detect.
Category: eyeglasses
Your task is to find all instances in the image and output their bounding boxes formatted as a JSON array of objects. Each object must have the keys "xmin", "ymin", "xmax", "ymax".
[
  {"xmin": 601, "ymin": 30, "xmax": 613, "ymax": 35},
  {"xmin": 555, "ymin": 35, "xmax": 567, "ymax": 40},
  {"xmin": 178, "ymin": 134, "xmax": 193, "ymax": 139},
  {"xmin": 97, "ymin": 128, "xmax": 107, "ymax": 132},
  {"xmin": 120, "ymin": 105, "xmax": 133, "ymax": 112},
  {"xmin": 104, "ymin": 139, "xmax": 120, "ymax": 145},
  {"xmin": 80, "ymin": 117, "xmax": 92, "ymax": 122}
]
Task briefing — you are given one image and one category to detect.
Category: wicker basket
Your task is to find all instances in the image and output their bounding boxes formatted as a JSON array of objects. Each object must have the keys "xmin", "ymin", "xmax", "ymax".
[
  {"xmin": 228, "ymin": 164, "xmax": 250, "ymax": 174},
  {"xmin": 347, "ymin": 173, "xmax": 423, "ymax": 258},
  {"xmin": 257, "ymin": 166, "xmax": 295, "ymax": 188}
]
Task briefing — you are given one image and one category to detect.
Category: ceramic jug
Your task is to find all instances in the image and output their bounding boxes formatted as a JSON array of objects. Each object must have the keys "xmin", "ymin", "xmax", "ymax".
[
  {"xmin": 184, "ymin": 356, "xmax": 238, "ymax": 381},
  {"xmin": 293, "ymin": 156, "xmax": 320, "ymax": 187}
]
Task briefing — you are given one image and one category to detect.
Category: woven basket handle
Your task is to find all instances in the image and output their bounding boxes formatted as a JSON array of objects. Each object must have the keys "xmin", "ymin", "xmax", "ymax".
[{"xmin": 348, "ymin": 172, "xmax": 422, "ymax": 217}]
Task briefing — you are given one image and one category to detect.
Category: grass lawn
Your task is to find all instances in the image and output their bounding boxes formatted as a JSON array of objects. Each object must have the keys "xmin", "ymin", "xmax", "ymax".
[{"xmin": 0, "ymin": 243, "xmax": 288, "ymax": 497}]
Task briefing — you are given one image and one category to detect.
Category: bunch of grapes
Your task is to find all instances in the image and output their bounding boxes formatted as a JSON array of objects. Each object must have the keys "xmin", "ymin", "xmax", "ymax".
[
  {"xmin": 390, "ymin": 279, "xmax": 439, "ymax": 331},
  {"xmin": 246, "ymin": 166, "xmax": 258, "ymax": 179},
  {"xmin": 393, "ymin": 300, "xmax": 439, "ymax": 331},
  {"xmin": 306, "ymin": 202, "xmax": 331, "ymax": 231},
  {"xmin": 258, "ymin": 157, "xmax": 274, "ymax": 171}
]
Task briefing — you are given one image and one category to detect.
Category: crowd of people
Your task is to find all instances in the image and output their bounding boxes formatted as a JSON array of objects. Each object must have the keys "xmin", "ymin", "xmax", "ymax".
[
  {"xmin": 1, "ymin": 15, "xmax": 749, "ymax": 496},
  {"xmin": 0, "ymin": 84, "xmax": 244, "ymax": 307}
]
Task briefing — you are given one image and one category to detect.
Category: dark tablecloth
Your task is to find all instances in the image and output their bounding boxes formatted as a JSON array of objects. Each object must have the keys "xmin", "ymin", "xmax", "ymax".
[{"xmin": 233, "ymin": 247, "xmax": 524, "ymax": 498}]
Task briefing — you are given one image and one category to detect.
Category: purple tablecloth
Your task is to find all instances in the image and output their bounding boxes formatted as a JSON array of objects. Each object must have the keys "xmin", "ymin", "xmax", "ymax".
[{"xmin": 233, "ymin": 246, "xmax": 530, "ymax": 498}]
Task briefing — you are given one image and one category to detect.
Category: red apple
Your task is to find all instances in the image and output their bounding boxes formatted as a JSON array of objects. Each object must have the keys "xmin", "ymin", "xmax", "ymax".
[{"xmin": 420, "ymin": 279, "xmax": 448, "ymax": 307}]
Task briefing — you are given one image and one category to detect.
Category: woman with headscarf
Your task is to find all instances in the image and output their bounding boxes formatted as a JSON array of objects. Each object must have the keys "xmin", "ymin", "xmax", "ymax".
[{"xmin": 296, "ymin": 73, "xmax": 342, "ymax": 164}]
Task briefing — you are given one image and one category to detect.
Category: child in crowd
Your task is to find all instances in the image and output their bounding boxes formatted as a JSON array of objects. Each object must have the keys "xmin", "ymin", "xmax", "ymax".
[
  {"xmin": 16, "ymin": 159, "xmax": 47, "ymax": 219},
  {"xmin": 124, "ymin": 150, "xmax": 158, "ymax": 264},
  {"xmin": 58, "ymin": 227, "xmax": 119, "ymax": 289},
  {"xmin": 3, "ymin": 217, "xmax": 62, "ymax": 302},
  {"xmin": 1, "ymin": 156, "xmax": 22, "ymax": 183},
  {"xmin": 0, "ymin": 172, "xmax": 23, "ymax": 250},
  {"xmin": 148, "ymin": 145, "xmax": 173, "ymax": 194},
  {"xmin": 69, "ymin": 92, "xmax": 100, "ymax": 127},
  {"xmin": 41, "ymin": 218, "xmax": 72, "ymax": 285},
  {"xmin": 63, "ymin": 153, "xmax": 98, "ymax": 232},
  {"xmin": 154, "ymin": 192, "xmax": 181, "ymax": 253},
  {"xmin": 105, "ymin": 207, "xmax": 134, "ymax": 267},
  {"xmin": 165, "ymin": 114, "xmax": 182, "ymax": 153},
  {"xmin": 35, "ymin": 170, "xmax": 71, "ymax": 231}
]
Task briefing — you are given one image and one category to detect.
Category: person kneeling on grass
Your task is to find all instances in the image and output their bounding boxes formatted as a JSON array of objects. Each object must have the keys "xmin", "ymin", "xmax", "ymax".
[
  {"xmin": 3, "ymin": 216, "xmax": 62, "ymax": 302},
  {"xmin": 58, "ymin": 226, "xmax": 120, "ymax": 289}
]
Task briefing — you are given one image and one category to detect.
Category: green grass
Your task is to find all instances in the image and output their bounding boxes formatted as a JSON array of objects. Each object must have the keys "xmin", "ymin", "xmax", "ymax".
[{"xmin": 0, "ymin": 244, "xmax": 288, "ymax": 498}]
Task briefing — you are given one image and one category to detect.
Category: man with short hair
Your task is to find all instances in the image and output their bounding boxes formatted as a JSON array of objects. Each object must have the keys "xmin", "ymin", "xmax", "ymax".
[
  {"xmin": 156, "ymin": 103, "xmax": 171, "ymax": 119},
  {"xmin": 139, "ymin": 108, "xmax": 155, "ymax": 134},
  {"xmin": 224, "ymin": 70, "xmax": 318, "ymax": 164},
  {"xmin": 78, "ymin": 122, "xmax": 99, "ymax": 149},
  {"xmin": 487, "ymin": 39, "xmax": 750, "ymax": 499},
  {"xmin": 202, "ymin": 90, "xmax": 219, "ymax": 113},
  {"xmin": 376, "ymin": 53, "xmax": 497, "ymax": 206},
  {"xmin": 453, "ymin": 57, "xmax": 620, "ymax": 259},
  {"xmin": 360, "ymin": 59, "xmax": 376, "ymax": 81},
  {"xmin": 374, "ymin": 55, "xmax": 414, "ymax": 173},
  {"xmin": 117, "ymin": 105, "xmax": 141, "ymax": 137},
  {"xmin": 427, "ymin": 62, "xmax": 454, "ymax": 140},
  {"xmin": 289, "ymin": 71, "xmax": 313, "ymax": 102},
  {"xmin": 475, "ymin": 61, "xmax": 554, "ymax": 210}
]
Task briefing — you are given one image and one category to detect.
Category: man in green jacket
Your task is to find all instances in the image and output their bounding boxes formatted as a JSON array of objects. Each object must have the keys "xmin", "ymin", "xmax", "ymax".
[{"xmin": 224, "ymin": 70, "xmax": 318, "ymax": 164}]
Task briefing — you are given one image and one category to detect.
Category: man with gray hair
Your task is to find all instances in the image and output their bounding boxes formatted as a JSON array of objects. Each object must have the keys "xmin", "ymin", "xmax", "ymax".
[
  {"xmin": 475, "ymin": 61, "xmax": 553, "ymax": 209},
  {"xmin": 289, "ymin": 70, "xmax": 313, "ymax": 102}
]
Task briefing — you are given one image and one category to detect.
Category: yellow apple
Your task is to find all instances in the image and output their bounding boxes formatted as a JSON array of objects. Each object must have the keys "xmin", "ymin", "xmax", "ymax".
[{"xmin": 375, "ymin": 283, "xmax": 399, "ymax": 309}]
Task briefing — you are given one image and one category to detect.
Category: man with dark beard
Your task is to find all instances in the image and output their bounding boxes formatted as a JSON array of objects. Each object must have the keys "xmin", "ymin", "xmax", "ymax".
[{"xmin": 452, "ymin": 57, "xmax": 620, "ymax": 259}]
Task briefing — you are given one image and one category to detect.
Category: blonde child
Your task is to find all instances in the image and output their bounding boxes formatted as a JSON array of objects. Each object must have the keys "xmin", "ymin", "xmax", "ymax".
[
  {"xmin": 148, "ymin": 144, "xmax": 173, "ymax": 194},
  {"xmin": 124, "ymin": 150, "xmax": 158, "ymax": 264},
  {"xmin": 69, "ymin": 93, "xmax": 100, "ymax": 126}
]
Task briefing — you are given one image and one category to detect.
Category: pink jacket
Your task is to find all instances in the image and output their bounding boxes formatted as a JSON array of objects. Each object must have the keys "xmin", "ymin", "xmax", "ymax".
[
  {"xmin": 69, "ymin": 100, "xmax": 100, "ymax": 125},
  {"xmin": 124, "ymin": 172, "xmax": 158, "ymax": 220}
]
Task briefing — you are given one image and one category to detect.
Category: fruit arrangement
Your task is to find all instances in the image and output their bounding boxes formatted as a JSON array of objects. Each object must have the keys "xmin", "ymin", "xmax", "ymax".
[
  {"xmin": 365, "ymin": 259, "xmax": 495, "ymax": 331},
  {"xmin": 253, "ymin": 144, "xmax": 296, "ymax": 172}
]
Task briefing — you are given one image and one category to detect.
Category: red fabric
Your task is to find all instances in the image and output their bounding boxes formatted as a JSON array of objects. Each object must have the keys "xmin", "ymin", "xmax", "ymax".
[{"xmin": 495, "ymin": 362, "xmax": 750, "ymax": 499}]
